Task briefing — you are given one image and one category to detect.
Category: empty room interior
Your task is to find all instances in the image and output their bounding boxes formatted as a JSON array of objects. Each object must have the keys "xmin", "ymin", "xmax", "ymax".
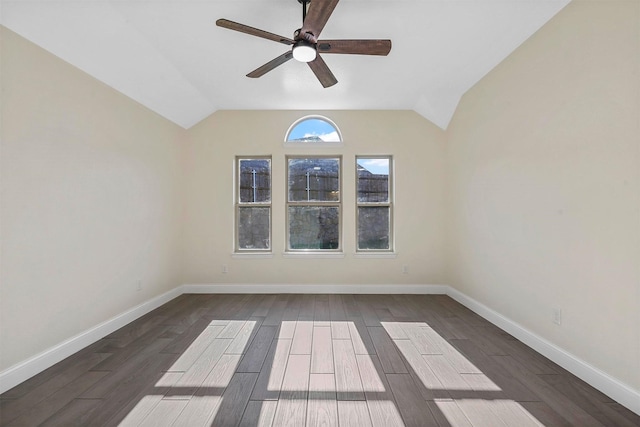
[{"xmin": 1, "ymin": 0, "xmax": 639, "ymax": 426}]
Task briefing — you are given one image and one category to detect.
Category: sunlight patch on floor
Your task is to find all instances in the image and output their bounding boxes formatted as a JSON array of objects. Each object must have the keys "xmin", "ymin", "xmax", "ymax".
[
  {"xmin": 451, "ymin": 399, "xmax": 545, "ymax": 427},
  {"xmin": 123, "ymin": 318, "xmax": 551, "ymax": 426}
]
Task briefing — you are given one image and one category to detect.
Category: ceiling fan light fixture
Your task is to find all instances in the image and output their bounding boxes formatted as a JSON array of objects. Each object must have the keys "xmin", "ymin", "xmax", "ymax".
[{"xmin": 292, "ymin": 40, "xmax": 317, "ymax": 62}]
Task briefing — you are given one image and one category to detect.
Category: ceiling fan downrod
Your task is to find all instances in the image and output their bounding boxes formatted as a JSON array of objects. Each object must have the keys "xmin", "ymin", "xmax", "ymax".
[
  {"xmin": 294, "ymin": 0, "xmax": 315, "ymax": 45},
  {"xmin": 298, "ymin": 0, "xmax": 310, "ymax": 22}
]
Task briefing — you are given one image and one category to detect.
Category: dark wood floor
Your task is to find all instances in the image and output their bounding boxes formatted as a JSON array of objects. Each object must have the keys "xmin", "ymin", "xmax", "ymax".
[{"xmin": 1, "ymin": 294, "xmax": 638, "ymax": 426}]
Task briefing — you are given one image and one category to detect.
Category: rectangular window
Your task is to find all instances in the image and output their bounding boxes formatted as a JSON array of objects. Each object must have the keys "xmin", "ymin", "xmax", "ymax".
[
  {"xmin": 356, "ymin": 156, "xmax": 392, "ymax": 251},
  {"xmin": 236, "ymin": 157, "xmax": 271, "ymax": 252},
  {"xmin": 287, "ymin": 156, "xmax": 341, "ymax": 251}
]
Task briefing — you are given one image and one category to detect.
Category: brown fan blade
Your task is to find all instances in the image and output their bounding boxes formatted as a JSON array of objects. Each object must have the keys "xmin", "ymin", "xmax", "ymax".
[
  {"xmin": 307, "ymin": 55, "xmax": 337, "ymax": 88},
  {"xmin": 216, "ymin": 19, "xmax": 294, "ymax": 45},
  {"xmin": 300, "ymin": 0, "xmax": 339, "ymax": 42},
  {"xmin": 247, "ymin": 51, "xmax": 294, "ymax": 78},
  {"xmin": 317, "ymin": 39, "xmax": 391, "ymax": 56}
]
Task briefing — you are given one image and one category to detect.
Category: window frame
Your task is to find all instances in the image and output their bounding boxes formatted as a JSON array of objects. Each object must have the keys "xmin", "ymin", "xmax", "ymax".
[
  {"xmin": 235, "ymin": 156, "xmax": 272, "ymax": 253},
  {"xmin": 285, "ymin": 155, "xmax": 343, "ymax": 253},
  {"xmin": 355, "ymin": 155, "xmax": 393, "ymax": 253}
]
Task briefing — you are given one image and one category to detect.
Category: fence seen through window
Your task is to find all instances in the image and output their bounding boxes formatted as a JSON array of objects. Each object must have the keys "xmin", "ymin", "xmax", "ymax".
[
  {"xmin": 236, "ymin": 157, "xmax": 271, "ymax": 251},
  {"xmin": 287, "ymin": 157, "xmax": 341, "ymax": 251},
  {"xmin": 357, "ymin": 157, "xmax": 392, "ymax": 251}
]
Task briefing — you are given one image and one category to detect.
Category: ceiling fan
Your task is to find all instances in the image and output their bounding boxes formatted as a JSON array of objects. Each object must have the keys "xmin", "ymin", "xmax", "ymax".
[{"xmin": 216, "ymin": 0, "xmax": 392, "ymax": 88}]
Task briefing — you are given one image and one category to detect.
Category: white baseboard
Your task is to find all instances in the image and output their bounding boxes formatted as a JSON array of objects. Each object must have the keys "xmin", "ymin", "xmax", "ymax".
[
  {"xmin": 446, "ymin": 287, "xmax": 640, "ymax": 416},
  {"xmin": 1, "ymin": 283, "xmax": 638, "ymax": 417},
  {"xmin": 0, "ymin": 287, "xmax": 182, "ymax": 394},
  {"xmin": 180, "ymin": 283, "xmax": 449, "ymax": 295},
  {"xmin": 0, "ymin": 283, "xmax": 444, "ymax": 394}
]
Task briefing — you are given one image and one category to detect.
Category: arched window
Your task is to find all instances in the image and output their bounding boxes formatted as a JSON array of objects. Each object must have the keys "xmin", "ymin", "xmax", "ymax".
[{"xmin": 285, "ymin": 116, "xmax": 342, "ymax": 143}]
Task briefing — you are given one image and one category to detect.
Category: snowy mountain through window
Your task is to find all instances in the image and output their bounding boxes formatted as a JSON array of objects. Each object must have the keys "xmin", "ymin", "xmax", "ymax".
[{"xmin": 286, "ymin": 116, "xmax": 341, "ymax": 143}]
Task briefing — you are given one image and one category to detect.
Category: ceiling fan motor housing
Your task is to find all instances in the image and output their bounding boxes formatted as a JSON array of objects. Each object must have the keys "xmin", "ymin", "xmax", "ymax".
[{"xmin": 294, "ymin": 28, "xmax": 316, "ymax": 43}]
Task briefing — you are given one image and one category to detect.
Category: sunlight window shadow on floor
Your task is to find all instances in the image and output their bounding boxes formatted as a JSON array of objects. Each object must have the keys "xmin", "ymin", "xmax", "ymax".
[{"xmin": 118, "ymin": 314, "xmax": 548, "ymax": 427}]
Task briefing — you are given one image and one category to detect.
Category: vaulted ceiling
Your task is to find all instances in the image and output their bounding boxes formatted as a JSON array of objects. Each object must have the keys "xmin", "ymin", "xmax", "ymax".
[{"xmin": 1, "ymin": 0, "xmax": 570, "ymax": 129}]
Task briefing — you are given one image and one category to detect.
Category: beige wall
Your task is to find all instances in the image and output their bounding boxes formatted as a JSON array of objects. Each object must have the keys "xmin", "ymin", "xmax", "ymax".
[
  {"xmin": 446, "ymin": 0, "xmax": 640, "ymax": 391},
  {"xmin": 183, "ymin": 110, "xmax": 447, "ymax": 285},
  {"xmin": 0, "ymin": 27, "xmax": 186, "ymax": 371}
]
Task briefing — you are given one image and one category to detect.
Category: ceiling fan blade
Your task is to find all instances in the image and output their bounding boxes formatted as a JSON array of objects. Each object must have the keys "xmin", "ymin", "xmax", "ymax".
[
  {"xmin": 300, "ymin": 0, "xmax": 339, "ymax": 41},
  {"xmin": 317, "ymin": 39, "xmax": 391, "ymax": 56},
  {"xmin": 247, "ymin": 51, "xmax": 294, "ymax": 78},
  {"xmin": 216, "ymin": 19, "xmax": 294, "ymax": 45},
  {"xmin": 307, "ymin": 55, "xmax": 337, "ymax": 88}
]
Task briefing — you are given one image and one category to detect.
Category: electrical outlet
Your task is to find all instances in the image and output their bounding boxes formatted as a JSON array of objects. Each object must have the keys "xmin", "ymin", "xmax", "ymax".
[
  {"xmin": 552, "ymin": 308, "xmax": 562, "ymax": 325},
  {"xmin": 136, "ymin": 280, "xmax": 143, "ymax": 292},
  {"xmin": 222, "ymin": 264, "xmax": 228, "ymax": 274},
  {"xmin": 402, "ymin": 265, "xmax": 409, "ymax": 274}
]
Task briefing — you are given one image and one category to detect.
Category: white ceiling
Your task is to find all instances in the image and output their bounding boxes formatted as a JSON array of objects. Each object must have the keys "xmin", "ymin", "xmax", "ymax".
[{"xmin": 1, "ymin": 0, "xmax": 570, "ymax": 130}]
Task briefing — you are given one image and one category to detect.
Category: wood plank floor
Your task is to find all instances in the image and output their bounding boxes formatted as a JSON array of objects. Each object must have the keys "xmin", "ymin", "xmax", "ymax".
[{"xmin": 1, "ymin": 294, "xmax": 638, "ymax": 426}]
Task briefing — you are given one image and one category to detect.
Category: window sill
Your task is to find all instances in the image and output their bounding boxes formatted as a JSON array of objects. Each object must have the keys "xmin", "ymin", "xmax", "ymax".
[
  {"xmin": 354, "ymin": 252, "xmax": 398, "ymax": 259},
  {"xmin": 232, "ymin": 252, "xmax": 274, "ymax": 259},
  {"xmin": 282, "ymin": 252, "xmax": 345, "ymax": 259}
]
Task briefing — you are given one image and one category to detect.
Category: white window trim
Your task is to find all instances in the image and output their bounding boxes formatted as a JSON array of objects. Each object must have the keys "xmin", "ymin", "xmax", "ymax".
[
  {"xmin": 285, "ymin": 155, "xmax": 343, "ymax": 253},
  {"xmin": 235, "ymin": 156, "xmax": 272, "ymax": 253},
  {"xmin": 282, "ymin": 252, "xmax": 345, "ymax": 259},
  {"xmin": 232, "ymin": 253, "xmax": 275, "ymax": 259},
  {"xmin": 355, "ymin": 155, "xmax": 394, "ymax": 253},
  {"xmin": 353, "ymin": 252, "xmax": 397, "ymax": 259},
  {"xmin": 283, "ymin": 141, "xmax": 344, "ymax": 149}
]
